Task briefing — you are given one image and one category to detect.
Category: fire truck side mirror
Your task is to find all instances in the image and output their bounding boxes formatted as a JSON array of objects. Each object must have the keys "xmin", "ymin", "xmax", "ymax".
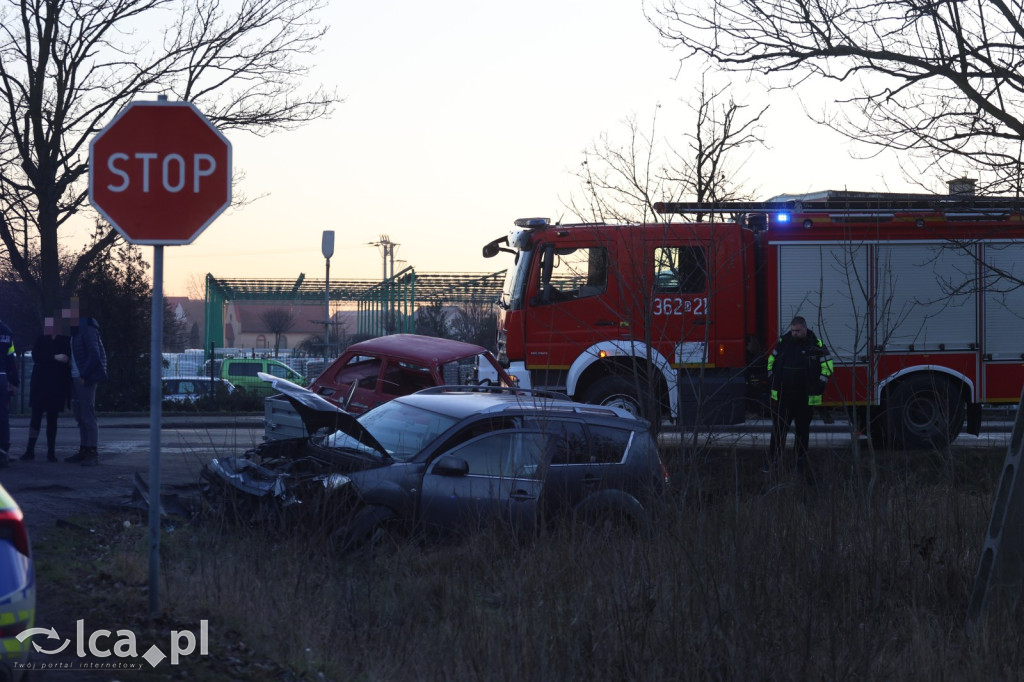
[{"xmin": 482, "ymin": 236, "xmax": 510, "ymax": 258}]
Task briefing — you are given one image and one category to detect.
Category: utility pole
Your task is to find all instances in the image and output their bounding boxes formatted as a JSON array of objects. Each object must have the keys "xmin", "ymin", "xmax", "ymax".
[
  {"xmin": 370, "ymin": 234, "xmax": 397, "ymax": 280},
  {"xmin": 369, "ymin": 235, "xmax": 399, "ymax": 334}
]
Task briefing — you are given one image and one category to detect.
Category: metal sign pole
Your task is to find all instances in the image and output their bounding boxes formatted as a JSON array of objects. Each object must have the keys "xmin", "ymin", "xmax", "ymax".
[{"xmin": 148, "ymin": 245, "xmax": 164, "ymax": 615}]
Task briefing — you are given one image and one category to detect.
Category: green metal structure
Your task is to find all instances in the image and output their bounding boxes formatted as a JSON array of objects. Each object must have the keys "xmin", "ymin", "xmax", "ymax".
[{"xmin": 204, "ymin": 268, "xmax": 507, "ymax": 353}]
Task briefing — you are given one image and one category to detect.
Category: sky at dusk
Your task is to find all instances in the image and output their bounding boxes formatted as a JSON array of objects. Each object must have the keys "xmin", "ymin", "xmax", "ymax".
[{"xmin": 123, "ymin": 0, "xmax": 926, "ymax": 297}]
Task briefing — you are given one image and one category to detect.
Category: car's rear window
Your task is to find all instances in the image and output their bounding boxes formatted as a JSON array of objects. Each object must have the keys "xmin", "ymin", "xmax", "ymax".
[
  {"xmin": 545, "ymin": 421, "xmax": 589, "ymax": 465},
  {"xmin": 588, "ymin": 424, "xmax": 633, "ymax": 463},
  {"xmin": 332, "ymin": 358, "xmax": 381, "ymax": 389},
  {"xmin": 358, "ymin": 401, "xmax": 459, "ymax": 461}
]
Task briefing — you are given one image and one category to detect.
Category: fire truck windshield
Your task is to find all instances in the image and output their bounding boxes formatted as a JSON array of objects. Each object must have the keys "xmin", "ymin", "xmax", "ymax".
[{"xmin": 499, "ymin": 250, "xmax": 532, "ymax": 311}]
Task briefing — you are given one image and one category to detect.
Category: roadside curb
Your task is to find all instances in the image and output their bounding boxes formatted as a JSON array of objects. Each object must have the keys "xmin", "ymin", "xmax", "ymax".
[{"xmin": 8, "ymin": 414, "xmax": 264, "ymax": 430}]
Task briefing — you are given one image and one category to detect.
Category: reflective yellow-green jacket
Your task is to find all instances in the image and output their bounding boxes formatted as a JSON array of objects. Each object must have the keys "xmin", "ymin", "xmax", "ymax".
[{"xmin": 767, "ymin": 329, "xmax": 833, "ymax": 405}]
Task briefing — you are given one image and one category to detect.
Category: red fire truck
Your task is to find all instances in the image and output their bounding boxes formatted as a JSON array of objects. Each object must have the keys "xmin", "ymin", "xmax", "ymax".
[{"xmin": 482, "ymin": 188, "xmax": 1024, "ymax": 447}]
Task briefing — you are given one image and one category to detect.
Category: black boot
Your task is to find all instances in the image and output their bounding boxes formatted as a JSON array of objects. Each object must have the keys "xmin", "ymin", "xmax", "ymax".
[
  {"xmin": 80, "ymin": 447, "xmax": 99, "ymax": 467},
  {"xmin": 46, "ymin": 442, "xmax": 57, "ymax": 463},
  {"xmin": 64, "ymin": 447, "xmax": 86, "ymax": 463},
  {"xmin": 19, "ymin": 438, "xmax": 36, "ymax": 461}
]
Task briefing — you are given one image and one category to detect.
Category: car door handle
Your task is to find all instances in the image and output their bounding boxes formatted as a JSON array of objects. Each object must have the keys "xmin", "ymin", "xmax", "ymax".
[
  {"xmin": 594, "ymin": 320, "xmax": 617, "ymax": 327},
  {"xmin": 510, "ymin": 489, "xmax": 537, "ymax": 501},
  {"xmin": 583, "ymin": 474, "xmax": 602, "ymax": 486}
]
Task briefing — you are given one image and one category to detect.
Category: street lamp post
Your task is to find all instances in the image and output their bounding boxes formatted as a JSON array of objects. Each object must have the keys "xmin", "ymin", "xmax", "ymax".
[{"xmin": 322, "ymin": 230, "xmax": 335, "ymax": 354}]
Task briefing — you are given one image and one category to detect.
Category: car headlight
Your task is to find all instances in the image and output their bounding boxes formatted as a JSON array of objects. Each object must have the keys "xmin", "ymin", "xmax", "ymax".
[{"xmin": 320, "ymin": 473, "xmax": 351, "ymax": 490}]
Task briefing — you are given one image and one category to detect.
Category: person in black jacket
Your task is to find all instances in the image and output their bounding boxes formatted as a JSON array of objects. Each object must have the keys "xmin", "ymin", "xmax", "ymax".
[
  {"xmin": 64, "ymin": 301, "xmax": 107, "ymax": 467},
  {"xmin": 20, "ymin": 313, "xmax": 73, "ymax": 462},
  {"xmin": 0, "ymin": 317, "xmax": 18, "ymax": 466},
  {"xmin": 765, "ymin": 316, "xmax": 834, "ymax": 476}
]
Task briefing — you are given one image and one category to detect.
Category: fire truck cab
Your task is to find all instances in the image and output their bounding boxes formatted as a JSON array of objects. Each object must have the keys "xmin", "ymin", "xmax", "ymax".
[
  {"xmin": 484, "ymin": 189, "xmax": 1024, "ymax": 448},
  {"xmin": 484, "ymin": 216, "xmax": 756, "ymax": 429}
]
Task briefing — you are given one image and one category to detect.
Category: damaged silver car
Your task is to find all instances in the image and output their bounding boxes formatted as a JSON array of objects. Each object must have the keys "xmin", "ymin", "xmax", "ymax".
[{"xmin": 202, "ymin": 373, "xmax": 669, "ymax": 550}]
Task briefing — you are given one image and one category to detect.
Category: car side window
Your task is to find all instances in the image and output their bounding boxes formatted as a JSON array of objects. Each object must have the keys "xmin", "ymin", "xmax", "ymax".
[
  {"xmin": 446, "ymin": 431, "xmax": 545, "ymax": 479},
  {"xmin": 434, "ymin": 417, "xmax": 521, "ymax": 452},
  {"xmin": 180, "ymin": 381, "xmax": 195, "ymax": 394},
  {"xmin": 587, "ymin": 425, "xmax": 633, "ymax": 464},
  {"xmin": 228, "ymin": 362, "xmax": 260, "ymax": 378},
  {"xmin": 545, "ymin": 421, "xmax": 590, "ymax": 464}
]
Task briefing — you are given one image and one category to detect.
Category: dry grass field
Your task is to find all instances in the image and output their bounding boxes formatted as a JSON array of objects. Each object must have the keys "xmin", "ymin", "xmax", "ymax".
[{"xmin": 31, "ymin": 439, "xmax": 1024, "ymax": 680}]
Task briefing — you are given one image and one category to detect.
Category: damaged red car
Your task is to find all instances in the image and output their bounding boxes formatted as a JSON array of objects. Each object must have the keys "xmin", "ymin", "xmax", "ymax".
[{"xmin": 265, "ymin": 334, "xmax": 514, "ymax": 440}]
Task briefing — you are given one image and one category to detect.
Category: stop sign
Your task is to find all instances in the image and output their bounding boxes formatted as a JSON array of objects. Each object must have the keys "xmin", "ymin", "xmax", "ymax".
[{"xmin": 89, "ymin": 100, "xmax": 232, "ymax": 245}]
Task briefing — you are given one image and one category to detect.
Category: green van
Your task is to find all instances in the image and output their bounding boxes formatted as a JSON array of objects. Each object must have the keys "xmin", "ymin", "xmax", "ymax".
[{"xmin": 209, "ymin": 358, "xmax": 307, "ymax": 397}]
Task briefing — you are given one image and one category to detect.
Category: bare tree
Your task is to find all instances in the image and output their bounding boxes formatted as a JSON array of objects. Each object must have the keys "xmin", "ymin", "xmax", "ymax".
[
  {"xmin": 0, "ymin": 0, "xmax": 338, "ymax": 314},
  {"xmin": 259, "ymin": 307, "xmax": 296, "ymax": 357},
  {"xmin": 415, "ymin": 301, "xmax": 449, "ymax": 339},
  {"xmin": 449, "ymin": 302, "xmax": 496, "ymax": 351},
  {"xmin": 566, "ymin": 79, "xmax": 765, "ymax": 223},
  {"xmin": 163, "ymin": 299, "xmax": 189, "ymax": 353},
  {"xmin": 648, "ymin": 0, "xmax": 1024, "ymax": 192},
  {"xmin": 567, "ymin": 110, "xmax": 670, "ymax": 224},
  {"xmin": 665, "ymin": 77, "xmax": 768, "ymax": 206}
]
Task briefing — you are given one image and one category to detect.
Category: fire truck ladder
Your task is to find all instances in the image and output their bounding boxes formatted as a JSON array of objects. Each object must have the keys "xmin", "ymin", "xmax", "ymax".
[{"xmin": 654, "ymin": 191, "xmax": 1024, "ymax": 221}]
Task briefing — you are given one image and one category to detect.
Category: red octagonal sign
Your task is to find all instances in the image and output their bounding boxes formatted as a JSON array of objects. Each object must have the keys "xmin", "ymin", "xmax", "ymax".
[{"xmin": 89, "ymin": 100, "xmax": 232, "ymax": 245}]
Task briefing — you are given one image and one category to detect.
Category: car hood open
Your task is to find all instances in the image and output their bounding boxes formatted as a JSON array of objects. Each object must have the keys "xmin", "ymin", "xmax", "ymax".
[{"xmin": 258, "ymin": 372, "xmax": 389, "ymax": 458}]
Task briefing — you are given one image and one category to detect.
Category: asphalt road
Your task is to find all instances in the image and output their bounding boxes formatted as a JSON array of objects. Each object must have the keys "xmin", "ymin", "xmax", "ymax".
[
  {"xmin": 0, "ymin": 412, "xmax": 1013, "ymax": 535},
  {"xmin": 0, "ymin": 414, "xmax": 264, "ymax": 533}
]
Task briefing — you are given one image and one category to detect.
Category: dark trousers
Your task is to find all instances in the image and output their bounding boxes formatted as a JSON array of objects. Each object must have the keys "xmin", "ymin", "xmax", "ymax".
[
  {"xmin": 72, "ymin": 380, "xmax": 99, "ymax": 449},
  {"xmin": 768, "ymin": 389, "xmax": 812, "ymax": 466},
  {"xmin": 28, "ymin": 407, "xmax": 60, "ymax": 449}
]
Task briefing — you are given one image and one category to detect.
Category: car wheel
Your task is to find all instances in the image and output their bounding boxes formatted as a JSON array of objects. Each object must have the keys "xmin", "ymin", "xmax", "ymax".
[
  {"xmin": 339, "ymin": 506, "xmax": 406, "ymax": 558},
  {"xmin": 575, "ymin": 505, "xmax": 648, "ymax": 537}
]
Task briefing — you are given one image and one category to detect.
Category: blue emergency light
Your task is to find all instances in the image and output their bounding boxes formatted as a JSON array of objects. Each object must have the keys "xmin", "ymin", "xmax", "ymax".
[
  {"xmin": 776, "ymin": 212, "xmax": 791, "ymax": 224},
  {"xmin": 514, "ymin": 217, "xmax": 550, "ymax": 228}
]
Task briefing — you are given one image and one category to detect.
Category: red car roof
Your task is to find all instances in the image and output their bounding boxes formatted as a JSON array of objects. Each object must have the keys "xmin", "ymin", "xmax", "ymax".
[{"xmin": 345, "ymin": 334, "xmax": 492, "ymax": 365}]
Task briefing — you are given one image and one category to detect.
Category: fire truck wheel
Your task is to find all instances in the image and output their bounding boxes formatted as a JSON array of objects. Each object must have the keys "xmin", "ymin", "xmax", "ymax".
[
  {"xmin": 582, "ymin": 376, "xmax": 653, "ymax": 423},
  {"xmin": 886, "ymin": 375, "xmax": 966, "ymax": 450}
]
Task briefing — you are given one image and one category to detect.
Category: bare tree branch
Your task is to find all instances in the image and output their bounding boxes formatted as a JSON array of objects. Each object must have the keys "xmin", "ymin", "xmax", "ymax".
[
  {"xmin": 0, "ymin": 0, "xmax": 339, "ymax": 311},
  {"xmin": 648, "ymin": 0, "xmax": 1024, "ymax": 192},
  {"xmin": 565, "ymin": 79, "xmax": 766, "ymax": 222}
]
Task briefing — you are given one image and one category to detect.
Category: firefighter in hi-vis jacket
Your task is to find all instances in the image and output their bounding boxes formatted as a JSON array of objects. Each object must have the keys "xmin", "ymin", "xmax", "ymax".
[{"xmin": 765, "ymin": 315, "xmax": 834, "ymax": 476}]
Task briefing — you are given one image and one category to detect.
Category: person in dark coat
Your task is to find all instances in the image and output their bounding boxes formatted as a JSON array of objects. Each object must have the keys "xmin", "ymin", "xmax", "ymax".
[
  {"xmin": 20, "ymin": 314, "xmax": 73, "ymax": 462},
  {"xmin": 64, "ymin": 300, "xmax": 107, "ymax": 467},
  {"xmin": 765, "ymin": 315, "xmax": 834, "ymax": 478},
  {"xmin": 0, "ymin": 317, "xmax": 17, "ymax": 466}
]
